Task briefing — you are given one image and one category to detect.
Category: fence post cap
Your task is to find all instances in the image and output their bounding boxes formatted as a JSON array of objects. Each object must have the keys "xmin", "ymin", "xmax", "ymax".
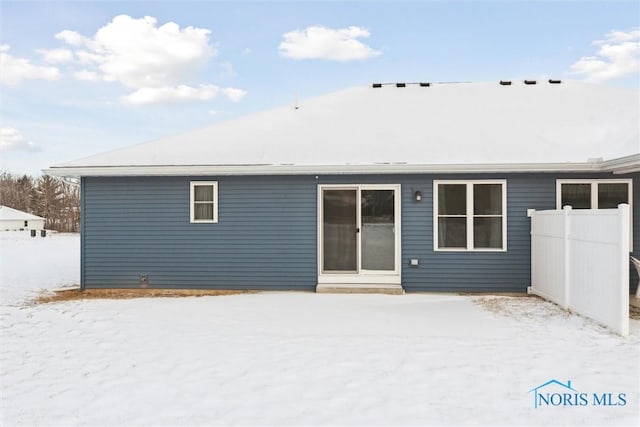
[{"xmin": 563, "ymin": 205, "xmax": 573, "ymax": 211}]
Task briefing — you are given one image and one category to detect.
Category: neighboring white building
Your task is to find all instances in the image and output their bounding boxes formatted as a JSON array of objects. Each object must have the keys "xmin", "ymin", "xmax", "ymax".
[{"xmin": 0, "ymin": 206, "xmax": 45, "ymax": 231}]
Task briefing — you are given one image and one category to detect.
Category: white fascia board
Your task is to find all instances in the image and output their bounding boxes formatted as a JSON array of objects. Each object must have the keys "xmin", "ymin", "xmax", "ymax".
[
  {"xmin": 42, "ymin": 161, "xmax": 616, "ymax": 178},
  {"xmin": 613, "ymin": 167, "xmax": 640, "ymax": 174},
  {"xmin": 601, "ymin": 154, "xmax": 640, "ymax": 174}
]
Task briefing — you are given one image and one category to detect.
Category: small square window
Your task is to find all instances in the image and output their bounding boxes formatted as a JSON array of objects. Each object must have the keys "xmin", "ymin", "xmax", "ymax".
[
  {"xmin": 598, "ymin": 183, "xmax": 629, "ymax": 209},
  {"xmin": 474, "ymin": 184, "xmax": 502, "ymax": 215},
  {"xmin": 560, "ymin": 183, "xmax": 591, "ymax": 209},
  {"xmin": 190, "ymin": 181, "xmax": 218, "ymax": 223},
  {"xmin": 438, "ymin": 184, "xmax": 466, "ymax": 215},
  {"xmin": 473, "ymin": 217, "xmax": 503, "ymax": 249},
  {"xmin": 437, "ymin": 217, "xmax": 467, "ymax": 248}
]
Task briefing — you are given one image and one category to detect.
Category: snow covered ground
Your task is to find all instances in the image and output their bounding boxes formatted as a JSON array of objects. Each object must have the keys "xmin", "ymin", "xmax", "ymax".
[
  {"xmin": 0, "ymin": 231, "xmax": 80, "ymax": 305},
  {"xmin": 1, "ymin": 231, "xmax": 639, "ymax": 426}
]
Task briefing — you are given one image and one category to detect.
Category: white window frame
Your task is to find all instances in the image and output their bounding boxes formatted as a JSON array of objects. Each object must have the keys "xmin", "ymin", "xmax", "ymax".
[
  {"xmin": 433, "ymin": 180, "xmax": 507, "ymax": 252},
  {"xmin": 190, "ymin": 181, "xmax": 218, "ymax": 223},
  {"xmin": 555, "ymin": 179, "xmax": 632, "ymax": 210},
  {"xmin": 556, "ymin": 178, "xmax": 633, "ymax": 251}
]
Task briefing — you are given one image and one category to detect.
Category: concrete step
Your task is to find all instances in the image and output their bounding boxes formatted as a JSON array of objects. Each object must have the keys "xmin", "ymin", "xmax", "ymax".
[{"xmin": 315, "ymin": 283, "xmax": 404, "ymax": 295}]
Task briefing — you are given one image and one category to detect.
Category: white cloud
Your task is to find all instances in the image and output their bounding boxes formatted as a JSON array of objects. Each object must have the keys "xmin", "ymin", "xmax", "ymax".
[
  {"xmin": 74, "ymin": 50, "xmax": 103, "ymax": 65},
  {"xmin": 242, "ymin": 47, "xmax": 251, "ymax": 55},
  {"xmin": 38, "ymin": 48, "xmax": 74, "ymax": 64},
  {"xmin": 279, "ymin": 25, "xmax": 381, "ymax": 61},
  {"xmin": 221, "ymin": 87, "xmax": 247, "ymax": 102},
  {"xmin": 569, "ymin": 28, "xmax": 640, "ymax": 82},
  {"xmin": 55, "ymin": 30, "xmax": 90, "ymax": 46},
  {"xmin": 51, "ymin": 14, "xmax": 246, "ymax": 105},
  {"xmin": 122, "ymin": 84, "xmax": 246, "ymax": 105},
  {"xmin": 0, "ymin": 45, "xmax": 60, "ymax": 86},
  {"xmin": 0, "ymin": 128, "xmax": 41, "ymax": 152},
  {"xmin": 73, "ymin": 70, "xmax": 100, "ymax": 81},
  {"xmin": 56, "ymin": 15, "xmax": 215, "ymax": 88},
  {"xmin": 605, "ymin": 29, "xmax": 640, "ymax": 43}
]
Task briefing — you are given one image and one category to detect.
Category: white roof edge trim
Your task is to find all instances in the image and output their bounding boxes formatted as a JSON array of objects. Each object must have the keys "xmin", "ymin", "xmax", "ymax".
[
  {"xmin": 43, "ymin": 158, "xmax": 640, "ymax": 178},
  {"xmin": 601, "ymin": 153, "xmax": 640, "ymax": 174}
]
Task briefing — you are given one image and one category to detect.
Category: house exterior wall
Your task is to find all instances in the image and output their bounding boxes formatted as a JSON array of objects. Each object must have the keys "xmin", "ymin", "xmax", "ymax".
[
  {"xmin": 81, "ymin": 172, "xmax": 640, "ymax": 293},
  {"xmin": 0, "ymin": 219, "xmax": 45, "ymax": 231}
]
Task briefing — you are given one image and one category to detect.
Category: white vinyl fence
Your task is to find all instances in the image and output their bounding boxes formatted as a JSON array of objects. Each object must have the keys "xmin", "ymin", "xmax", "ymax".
[{"xmin": 529, "ymin": 205, "xmax": 630, "ymax": 336}]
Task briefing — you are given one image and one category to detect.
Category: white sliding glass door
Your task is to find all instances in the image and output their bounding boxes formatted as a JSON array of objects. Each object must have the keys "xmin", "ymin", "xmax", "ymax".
[{"xmin": 318, "ymin": 185, "xmax": 401, "ymax": 284}]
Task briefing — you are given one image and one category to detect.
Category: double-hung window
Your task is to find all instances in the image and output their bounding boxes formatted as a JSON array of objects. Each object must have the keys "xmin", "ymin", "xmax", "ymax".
[
  {"xmin": 190, "ymin": 181, "xmax": 218, "ymax": 223},
  {"xmin": 434, "ymin": 180, "xmax": 507, "ymax": 251}
]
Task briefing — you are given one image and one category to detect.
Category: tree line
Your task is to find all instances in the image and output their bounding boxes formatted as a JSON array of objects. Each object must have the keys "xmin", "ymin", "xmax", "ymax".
[{"xmin": 0, "ymin": 172, "xmax": 80, "ymax": 232}]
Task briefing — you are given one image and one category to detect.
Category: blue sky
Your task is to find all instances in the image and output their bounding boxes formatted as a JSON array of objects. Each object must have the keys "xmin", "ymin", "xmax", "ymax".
[{"xmin": 1, "ymin": 0, "xmax": 639, "ymax": 175}]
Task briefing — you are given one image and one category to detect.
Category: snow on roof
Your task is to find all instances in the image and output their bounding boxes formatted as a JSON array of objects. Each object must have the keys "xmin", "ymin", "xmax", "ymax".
[
  {"xmin": 0, "ymin": 206, "xmax": 45, "ymax": 221},
  {"xmin": 49, "ymin": 80, "xmax": 639, "ymax": 176}
]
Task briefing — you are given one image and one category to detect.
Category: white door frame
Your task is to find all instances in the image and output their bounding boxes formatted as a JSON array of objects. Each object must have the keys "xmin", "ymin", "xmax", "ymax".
[{"xmin": 317, "ymin": 184, "xmax": 402, "ymax": 285}]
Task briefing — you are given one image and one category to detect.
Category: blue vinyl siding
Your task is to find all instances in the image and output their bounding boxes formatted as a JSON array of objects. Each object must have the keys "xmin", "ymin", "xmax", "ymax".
[
  {"xmin": 633, "ymin": 174, "xmax": 640, "ymax": 292},
  {"xmin": 82, "ymin": 172, "xmax": 639, "ymax": 293},
  {"xmin": 82, "ymin": 176, "xmax": 318, "ymax": 290}
]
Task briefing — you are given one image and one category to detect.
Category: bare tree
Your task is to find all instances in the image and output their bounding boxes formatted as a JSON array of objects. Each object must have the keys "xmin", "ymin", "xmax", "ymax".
[{"xmin": 0, "ymin": 172, "xmax": 33, "ymax": 211}]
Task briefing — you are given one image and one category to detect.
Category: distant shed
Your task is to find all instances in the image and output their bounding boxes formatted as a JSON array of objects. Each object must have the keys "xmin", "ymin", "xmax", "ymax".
[{"xmin": 0, "ymin": 206, "xmax": 45, "ymax": 231}]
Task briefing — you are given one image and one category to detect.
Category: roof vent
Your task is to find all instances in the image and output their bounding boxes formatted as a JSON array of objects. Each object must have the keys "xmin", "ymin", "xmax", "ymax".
[
  {"xmin": 372, "ymin": 83, "xmax": 382, "ymax": 88},
  {"xmin": 548, "ymin": 79, "xmax": 562, "ymax": 84},
  {"xmin": 396, "ymin": 83, "xmax": 406, "ymax": 88},
  {"xmin": 499, "ymin": 80, "xmax": 512, "ymax": 85},
  {"xmin": 419, "ymin": 82, "xmax": 431, "ymax": 87},
  {"xmin": 524, "ymin": 80, "xmax": 537, "ymax": 85}
]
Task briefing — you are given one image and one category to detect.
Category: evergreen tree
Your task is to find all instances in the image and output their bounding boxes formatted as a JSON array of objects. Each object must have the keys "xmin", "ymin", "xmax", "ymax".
[{"xmin": 35, "ymin": 175, "xmax": 64, "ymax": 229}]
